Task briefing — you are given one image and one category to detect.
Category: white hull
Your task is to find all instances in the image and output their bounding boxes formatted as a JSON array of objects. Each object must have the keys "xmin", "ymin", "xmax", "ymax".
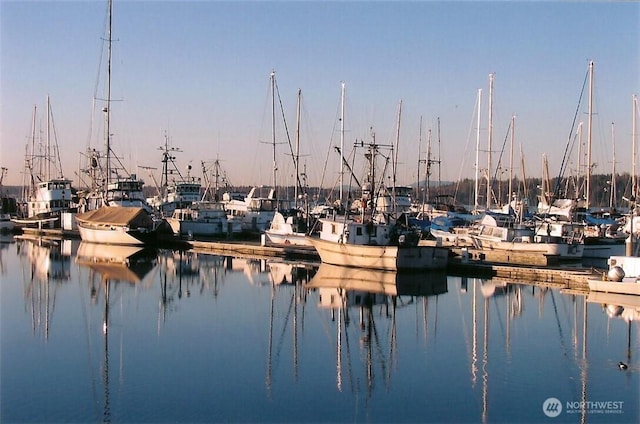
[
  {"xmin": 587, "ymin": 278, "xmax": 640, "ymax": 296},
  {"xmin": 265, "ymin": 230, "xmax": 312, "ymax": 247},
  {"xmin": 307, "ymin": 236, "xmax": 448, "ymax": 271},
  {"xmin": 471, "ymin": 235, "xmax": 583, "ymax": 259},
  {"xmin": 77, "ymin": 222, "xmax": 148, "ymax": 245},
  {"xmin": 582, "ymin": 243, "xmax": 626, "ymax": 259}
]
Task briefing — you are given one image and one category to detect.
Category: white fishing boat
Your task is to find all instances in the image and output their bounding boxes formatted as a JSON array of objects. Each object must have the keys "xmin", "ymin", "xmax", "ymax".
[
  {"xmin": 14, "ymin": 98, "xmax": 76, "ymax": 229},
  {"xmin": 222, "ymin": 187, "xmax": 276, "ymax": 233},
  {"xmin": 308, "ymin": 214, "xmax": 448, "ymax": 271},
  {"xmin": 471, "ymin": 213, "xmax": 583, "ymax": 260},
  {"xmin": 166, "ymin": 201, "xmax": 230, "ymax": 237},
  {"xmin": 76, "ymin": 206, "xmax": 162, "ymax": 246}
]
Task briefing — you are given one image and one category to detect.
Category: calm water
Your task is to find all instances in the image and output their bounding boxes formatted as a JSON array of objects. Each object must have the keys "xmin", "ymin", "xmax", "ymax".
[{"xmin": 1, "ymin": 235, "xmax": 638, "ymax": 423}]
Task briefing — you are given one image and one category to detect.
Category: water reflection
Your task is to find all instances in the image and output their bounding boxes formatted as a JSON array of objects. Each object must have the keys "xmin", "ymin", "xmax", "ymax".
[
  {"xmin": 305, "ymin": 264, "xmax": 447, "ymax": 396},
  {"xmin": 3, "ymin": 240, "xmax": 638, "ymax": 423},
  {"xmin": 15, "ymin": 235, "xmax": 72, "ymax": 341}
]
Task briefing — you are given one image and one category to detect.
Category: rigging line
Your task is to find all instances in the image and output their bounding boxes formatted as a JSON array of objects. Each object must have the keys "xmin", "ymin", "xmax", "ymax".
[
  {"xmin": 555, "ymin": 67, "xmax": 589, "ymax": 198},
  {"xmin": 491, "ymin": 120, "xmax": 512, "ymax": 185}
]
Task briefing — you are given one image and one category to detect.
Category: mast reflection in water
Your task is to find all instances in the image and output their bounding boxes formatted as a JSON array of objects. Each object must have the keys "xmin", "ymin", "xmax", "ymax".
[{"xmin": 0, "ymin": 237, "xmax": 638, "ymax": 423}]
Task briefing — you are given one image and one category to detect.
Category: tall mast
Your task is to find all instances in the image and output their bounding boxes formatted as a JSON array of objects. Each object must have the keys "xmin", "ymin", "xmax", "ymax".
[
  {"xmin": 426, "ymin": 128, "xmax": 432, "ymax": 203},
  {"xmin": 586, "ymin": 60, "xmax": 594, "ymax": 209},
  {"xmin": 486, "ymin": 73, "xmax": 494, "ymax": 210},
  {"xmin": 417, "ymin": 116, "xmax": 423, "ymax": 205},
  {"xmin": 270, "ymin": 70, "xmax": 277, "ymax": 199},
  {"xmin": 393, "ymin": 100, "xmax": 402, "ymax": 217},
  {"xmin": 633, "ymin": 94, "xmax": 638, "ymax": 198},
  {"xmin": 474, "ymin": 89, "xmax": 482, "ymax": 211},
  {"xmin": 294, "ymin": 88, "xmax": 301, "ymax": 206},
  {"xmin": 46, "ymin": 95, "xmax": 51, "ymax": 180},
  {"xmin": 339, "ymin": 82, "xmax": 345, "ymax": 208},
  {"xmin": 509, "ymin": 114, "xmax": 515, "ymax": 206},
  {"xmin": 610, "ymin": 122, "xmax": 616, "ymax": 208},
  {"xmin": 104, "ymin": 0, "xmax": 113, "ymax": 190}
]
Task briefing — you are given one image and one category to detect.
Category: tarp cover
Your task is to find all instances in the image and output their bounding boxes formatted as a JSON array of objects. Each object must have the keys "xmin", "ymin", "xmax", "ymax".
[{"xmin": 76, "ymin": 206, "xmax": 152, "ymax": 227}]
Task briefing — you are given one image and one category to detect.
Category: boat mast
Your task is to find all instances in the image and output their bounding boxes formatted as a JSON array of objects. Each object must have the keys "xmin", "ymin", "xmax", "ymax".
[
  {"xmin": 339, "ymin": 82, "xmax": 345, "ymax": 209},
  {"xmin": 586, "ymin": 60, "xmax": 594, "ymax": 210},
  {"xmin": 416, "ymin": 116, "xmax": 423, "ymax": 205},
  {"xmin": 104, "ymin": 0, "xmax": 113, "ymax": 191},
  {"xmin": 610, "ymin": 122, "xmax": 616, "ymax": 208},
  {"xmin": 633, "ymin": 94, "xmax": 638, "ymax": 198},
  {"xmin": 486, "ymin": 73, "xmax": 494, "ymax": 210},
  {"xmin": 509, "ymin": 114, "xmax": 515, "ymax": 207},
  {"xmin": 393, "ymin": 100, "xmax": 402, "ymax": 217},
  {"xmin": 426, "ymin": 129, "xmax": 432, "ymax": 203},
  {"xmin": 46, "ymin": 95, "xmax": 51, "ymax": 181},
  {"xmin": 270, "ymin": 70, "xmax": 277, "ymax": 200},
  {"xmin": 294, "ymin": 88, "xmax": 301, "ymax": 207},
  {"xmin": 474, "ymin": 89, "xmax": 482, "ymax": 211}
]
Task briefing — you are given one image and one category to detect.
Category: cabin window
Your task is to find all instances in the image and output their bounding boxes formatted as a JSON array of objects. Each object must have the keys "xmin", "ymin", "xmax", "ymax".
[{"xmin": 356, "ymin": 227, "xmax": 363, "ymax": 236}]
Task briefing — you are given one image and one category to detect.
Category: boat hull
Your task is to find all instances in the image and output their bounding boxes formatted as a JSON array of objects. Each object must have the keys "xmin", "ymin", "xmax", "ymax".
[
  {"xmin": 77, "ymin": 222, "xmax": 153, "ymax": 245},
  {"xmin": 587, "ymin": 278, "xmax": 640, "ymax": 296},
  {"xmin": 307, "ymin": 236, "xmax": 448, "ymax": 271},
  {"xmin": 471, "ymin": 235, "xmax": 583, "ymax": 259}
]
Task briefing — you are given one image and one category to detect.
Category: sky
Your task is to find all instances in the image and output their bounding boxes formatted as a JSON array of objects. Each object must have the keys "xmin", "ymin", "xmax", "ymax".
[{"xmin": 1, "ymin": 0, "xmax": 639, "ymax": 192}]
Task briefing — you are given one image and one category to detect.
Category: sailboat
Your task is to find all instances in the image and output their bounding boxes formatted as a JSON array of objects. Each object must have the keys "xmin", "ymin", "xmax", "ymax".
[
  {"xmin": 264, "ymin": 85, "xmax": 312, "ymax": 247},
  {"xmin": 75, "ymin": 0, "xmax": 169, "ymax": 245}
]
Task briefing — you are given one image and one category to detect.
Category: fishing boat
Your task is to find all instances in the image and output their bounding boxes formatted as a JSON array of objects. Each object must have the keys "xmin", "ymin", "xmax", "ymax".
[
  {"xmin": 222, "ymin": 186, "xmax": 276, "ymax": 234},
  {"xmin": 307, "ymin": 138, "xmax": 448, "ymax": 271},
  {"xmin": 307, "ymin": 215, "xmax": 448, "ymax": 271},
  {"xmin": 13, "ymin": 98, "xmax": 76, "ymax": 229},
  {"xmin": 166, "ymin": 200, "xmax": 230, "ymax": 237},
  {"xmin": 76, "ymin": 206, "xmax": 162, "ymax": 245},
  {"xmin": 470, "ymin": 212, "xmax": 584, "ymax": 261}
]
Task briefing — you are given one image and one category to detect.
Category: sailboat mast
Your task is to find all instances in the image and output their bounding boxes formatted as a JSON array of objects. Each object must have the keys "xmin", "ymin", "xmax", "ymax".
[
  {"xmin": 509, "ymin": 115, "xmax": 515, "ymax": 206},
  {"xmin": 610, "ymin": 122, "xmax": 616, "ymax": 208},
  {"xmin": 393, "ymin": 100, "xmax": 402, "ymax": 217},
  {"xmin": 474, "ymin": 89, "xmax": 482, "ymax": 211},
  {"xmin": 486, "ymin": 73, "xmax": 494, "ymax": 210},
  {"xmin": 586, "ymin": 60, "xmax": 594, "ymax": 210},
  {"xmin": 46, "ymin": 95, "xmax": 51, "ymax": 180},
  {"xmin": 339, "ymin": 82, "xmax": 345, "ymax": 208},
  {"xmin": 270, "ymin": 70, "xmax": 277, "ymax": 199},
  {"xmin": 417, "ymin": 116, "xmax": 423, "ymax": 205},
  {"xmin": 633, "ymin": 94, "xmax": 638, "ymax": 198},
  {"xmin": 104, "ymin": 0, "xmax": 113, "ymax": 190},
  {"xmin": 294, "ymin": 88, "xmax": 301, "ymax": 206}
]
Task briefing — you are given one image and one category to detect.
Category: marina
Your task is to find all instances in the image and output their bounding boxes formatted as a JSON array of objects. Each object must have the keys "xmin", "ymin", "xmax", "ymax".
[{"xmin": 2, "ymin": 1, "xmax": 639, "ymax": 422}]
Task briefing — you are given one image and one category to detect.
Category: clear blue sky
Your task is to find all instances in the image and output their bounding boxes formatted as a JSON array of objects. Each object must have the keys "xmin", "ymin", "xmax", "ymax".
[{"xmin": 1, "ymin": 1, "xmax": 639, "ymax": 191}]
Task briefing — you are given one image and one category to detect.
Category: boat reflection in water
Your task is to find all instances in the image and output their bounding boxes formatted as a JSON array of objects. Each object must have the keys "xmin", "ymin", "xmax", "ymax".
[
  {"xmin": 76, "ymin": 241, "xmax": 157, "ymax": 285},
  {"xmin": 74, "ymin": 242, "xmax": 158, "ymax": 423},
  {"xmin": 16, "ymin": 235, "xmax": 72, "ymax": 341},
  {"xmin": 305, "ymin": 264, "xmax": 447, "ymax": 394}
]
